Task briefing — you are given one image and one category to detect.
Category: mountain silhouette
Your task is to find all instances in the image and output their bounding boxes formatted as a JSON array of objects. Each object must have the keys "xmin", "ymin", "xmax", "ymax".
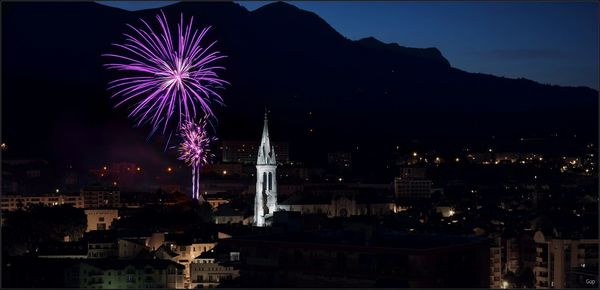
[{"xmin": 2, "ymin": 1, "xmax": 597, "ymax": 167}]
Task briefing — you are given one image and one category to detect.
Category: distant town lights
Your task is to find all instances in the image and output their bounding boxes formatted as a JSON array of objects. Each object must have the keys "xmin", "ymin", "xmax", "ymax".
[
  {"xmin": 167, "ymin": 167, "xmax": 173, "ymax": 172},
  {"xmin": 223, "ymin": 170, "xmax": 228, "ymax": 175},
  {"xmin": 412, "ymin": 152, "xmax": 418, "ymax": 157}
]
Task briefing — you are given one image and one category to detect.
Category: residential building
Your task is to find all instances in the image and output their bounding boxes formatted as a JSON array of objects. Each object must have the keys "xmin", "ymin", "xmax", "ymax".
[
  {"xmin": 490, "ymin": 237, "xmax": 503, "ymax": 288},
  {"xmin": 81, "ymin": 186, "xmax": 120, "ymax": 208},
  {"xmin": 64, "ymin": 259, "xmax": 185, "ymax": 289},
  {"xmin": 394, "ymin": 167, "xmax": 433, "ymax": 200},
  {"xmin": 118, "ymin": 238, "xmax": 150, "ymax": 259},
  {"xmin": 1, "ymin": 193, "xmax": 83, "ymax": 211},
  {"xmin": 88, "ymin": 241, "xmax": 118, "ymax": 259},
  {"xmin": 84, "ymin": 209, "xmax": 119, "ymax": 232},
  {"xmin": 189, "ymin": 249, "xmax": 240, "ymax": 288},
  {"xmin": 162, "ymin": 238, "xmax": 217, "ymax": 287},
  {"xmin": 533, "ymin": 231, "xmax": 599, "ymax": 288}
]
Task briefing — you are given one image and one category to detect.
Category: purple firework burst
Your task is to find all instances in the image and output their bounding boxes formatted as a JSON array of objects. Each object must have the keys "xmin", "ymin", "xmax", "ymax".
[
  {"xmin": 177, "ymin": 117, "xmax": 216, "ymax": 201},
  {"xmin": 103, "ymin": 11, "xmax": 228, "ymax": 140}
]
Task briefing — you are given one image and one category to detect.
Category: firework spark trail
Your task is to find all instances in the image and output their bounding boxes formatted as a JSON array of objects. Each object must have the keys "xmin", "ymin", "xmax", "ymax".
[
  {"xmin": 177, "ymin": 117, "xmax": 216, "ymax": 201},
  {"xmin": 103, "ymin": 11, "xmax": 228, "ymax": 141}
]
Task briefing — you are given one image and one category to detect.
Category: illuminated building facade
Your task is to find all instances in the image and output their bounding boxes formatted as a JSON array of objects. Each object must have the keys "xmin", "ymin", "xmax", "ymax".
[
  {"xmin": 64, "ymin": 260, "xmax": 185, "ymax": 289},
  {"xmin": 84, "ymin": 208, "xmax": 119, "ymax": 232},
  {"xmin": 254, "ymin": 114, "xmax": 278, "ymax": 227},
  {"xmin": 189, "ymin": 250, "xmax": 240, "ymax": 288}
]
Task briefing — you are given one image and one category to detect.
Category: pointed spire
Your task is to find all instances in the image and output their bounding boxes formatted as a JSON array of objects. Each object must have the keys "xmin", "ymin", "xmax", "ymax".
[{"xmin": 257, "ymin": 110, "xmax": 276, "ymax": 165}]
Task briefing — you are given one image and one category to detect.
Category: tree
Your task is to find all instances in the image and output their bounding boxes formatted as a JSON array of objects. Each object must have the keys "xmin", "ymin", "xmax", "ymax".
[
  {"xmin": 515, "ymin": 266, "xmax": 535, "ymax": 288},
  {"xmin": 502, "ymin": 271, "xmax": 516, "ymax": 288},
  {"xmin": 2, "ymin": 204, "xmax": 86, "ymax": 256}
]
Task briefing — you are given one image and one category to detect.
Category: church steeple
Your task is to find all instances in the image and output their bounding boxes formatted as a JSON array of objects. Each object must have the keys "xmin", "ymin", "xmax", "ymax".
[
  {"xmin": 254, "ymin": 110, "xmax": 278, "ymax": 227},
  {"xmin": 257, "ymin": 110, "xmax": 276, "ymax": 165}
]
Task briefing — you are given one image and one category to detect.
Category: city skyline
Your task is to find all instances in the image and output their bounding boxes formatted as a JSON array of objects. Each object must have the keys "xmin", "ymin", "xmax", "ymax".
[{"xmin": 2, "ymin": 2, "xmax": 598, "ymax": 288}]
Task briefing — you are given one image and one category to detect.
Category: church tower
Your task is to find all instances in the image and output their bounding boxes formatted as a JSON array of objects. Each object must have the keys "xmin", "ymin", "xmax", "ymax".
[{"xmin": 254, "ymin": 112, "xmax": 278, "ymax": 227}]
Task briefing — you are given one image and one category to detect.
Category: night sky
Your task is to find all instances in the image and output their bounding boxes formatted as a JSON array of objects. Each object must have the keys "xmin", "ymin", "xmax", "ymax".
[
  {"xmin": 100, "ymin": 1, "xmax": 599, "ymax": 89},
  {"xmin": 2, "ymin": 1, "xmax": 598, "ymax": 171}
]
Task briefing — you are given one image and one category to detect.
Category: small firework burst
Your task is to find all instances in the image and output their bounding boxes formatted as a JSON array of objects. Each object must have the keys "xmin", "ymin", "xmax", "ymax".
[{"xmin": 177, "ymin": 117, "xmax": 216, "ymax": 201}]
